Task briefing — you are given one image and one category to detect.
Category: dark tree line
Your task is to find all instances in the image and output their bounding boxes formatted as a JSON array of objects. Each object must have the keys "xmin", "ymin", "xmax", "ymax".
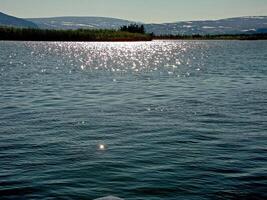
[
  {"xmin": 120, "ymin": 24, "xmax": 145, "ymax": 34},
  {"xmin": 1, "ymin": 26, "xmax": 265, "ymax": 42},
  {"xmin": 0, "ymin": 26, "xmax": 152, "ymax": 41}
]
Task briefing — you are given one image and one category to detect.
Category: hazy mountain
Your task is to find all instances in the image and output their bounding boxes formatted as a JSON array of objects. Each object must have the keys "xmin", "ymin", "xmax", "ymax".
[
  {"xmin": 27, "ymin": 16, "xmax": 267, "ymax": 35},
  {"xmin": 0, "ymin": 12, "xmax": 37, "ymax": 28},
  {"xmin": 1, "ymin": 11, "xmax": 266, "ymax": 35},
  {"xmin": 27, "ymin": 16, "xmax": 136, "ymax": 30},
  {"xmin": 144, "ymin": 16, "xmax": 267, "ymax": 35}
]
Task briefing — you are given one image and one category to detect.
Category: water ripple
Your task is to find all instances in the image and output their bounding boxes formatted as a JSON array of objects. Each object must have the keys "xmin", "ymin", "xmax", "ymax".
[{"xmin": 0, "ymin": 41, "xmax": 266, "ymax": 200}]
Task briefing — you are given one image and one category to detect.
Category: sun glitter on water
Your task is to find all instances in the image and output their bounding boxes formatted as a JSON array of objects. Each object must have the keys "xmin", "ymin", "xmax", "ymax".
[{"xmin": 98, "ymin": 144, "xmax": 106, "ymax": 150}]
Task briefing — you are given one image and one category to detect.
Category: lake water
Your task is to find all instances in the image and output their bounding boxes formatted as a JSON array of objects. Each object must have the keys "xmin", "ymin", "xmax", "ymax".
[{"xmin": 0, "ymin": 40, "xmax": 266, "ymax": 200}]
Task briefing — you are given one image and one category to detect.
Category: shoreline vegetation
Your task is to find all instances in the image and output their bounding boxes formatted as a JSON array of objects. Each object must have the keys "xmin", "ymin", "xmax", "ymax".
[
  {"xmin": 0, "ymin": 26, "xmax": 152, "ymax": 42},
  {"xmin": 0, "ymin": 25, "xmax": 267, "ymax": 42}
]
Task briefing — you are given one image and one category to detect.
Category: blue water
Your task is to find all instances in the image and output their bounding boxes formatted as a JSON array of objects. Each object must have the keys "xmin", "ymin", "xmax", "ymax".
[{"xmin": 0, "ymin": 40, "xmax": 266, "ymax": 200}]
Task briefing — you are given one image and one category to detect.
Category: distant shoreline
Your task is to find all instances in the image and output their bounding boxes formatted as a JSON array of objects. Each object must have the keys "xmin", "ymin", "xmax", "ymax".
[
  {"xmin": 1, "ymin": 26, "xmax": 266, "ymax": 42},
  {"xmin": 153, "ymin": 34, "xmax": 267, "ymax": 40},
  {"xmin": 0, "ymin": 26, "xmax": 152, "ymax": 42}
]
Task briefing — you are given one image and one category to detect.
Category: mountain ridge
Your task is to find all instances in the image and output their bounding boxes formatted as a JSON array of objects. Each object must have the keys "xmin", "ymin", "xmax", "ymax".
[
  {"xmin": 0, "ymin": 11, "xmax": 266, "ymax": 35},
  {"xmin": 26, "ymin": 15, "xmax": 267, "ymax": 35},
  {"xmin": 27, "ymin": 16, "xmax": 136, "ymax": 30},
  {"xmin": 0, "ymin": 12, "xmax": 37, "ymax": 28}
]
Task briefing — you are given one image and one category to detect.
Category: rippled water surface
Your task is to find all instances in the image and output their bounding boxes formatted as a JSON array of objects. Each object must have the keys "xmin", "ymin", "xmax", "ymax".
[{"xmin": 0, "ymin": 41, "xmax": 267, "ymax": 200}]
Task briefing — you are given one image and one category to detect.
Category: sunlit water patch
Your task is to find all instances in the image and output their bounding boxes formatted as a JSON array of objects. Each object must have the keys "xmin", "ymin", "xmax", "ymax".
[{"xmin": 21, "ymin": 41, "xmax": 208, "ymax": 78}]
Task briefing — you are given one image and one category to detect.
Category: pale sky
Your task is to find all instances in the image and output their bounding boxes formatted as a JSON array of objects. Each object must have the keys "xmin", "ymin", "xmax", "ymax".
[{"xmin": 1, "ymin": 0, "xmax": 267, "ymax": 23}]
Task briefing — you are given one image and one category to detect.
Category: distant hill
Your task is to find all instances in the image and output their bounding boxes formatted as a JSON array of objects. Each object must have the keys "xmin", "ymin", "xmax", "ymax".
[
  {"xmin": 27, "ymin": 16, "xmax": 267, "ymax": 35},
  {"xmin": 0, "ymin": 12, "xmax": 37, "ymax": 28},
  {"xmin": 144, "ymin": 16, "xmax": 267, "ymax": 35},
  {"xmin": 1, "ymin": 11, "xmax": 266, "ymax": 35},
  {"xmin": 27, "ymin": 16, "xmax": 136, "ymax": 30}
]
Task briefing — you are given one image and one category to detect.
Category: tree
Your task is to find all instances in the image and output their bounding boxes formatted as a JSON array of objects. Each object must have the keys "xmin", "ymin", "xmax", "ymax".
[{"xmin": 120, "ymin": 24, "xmax": 145, "ymax": 34}]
